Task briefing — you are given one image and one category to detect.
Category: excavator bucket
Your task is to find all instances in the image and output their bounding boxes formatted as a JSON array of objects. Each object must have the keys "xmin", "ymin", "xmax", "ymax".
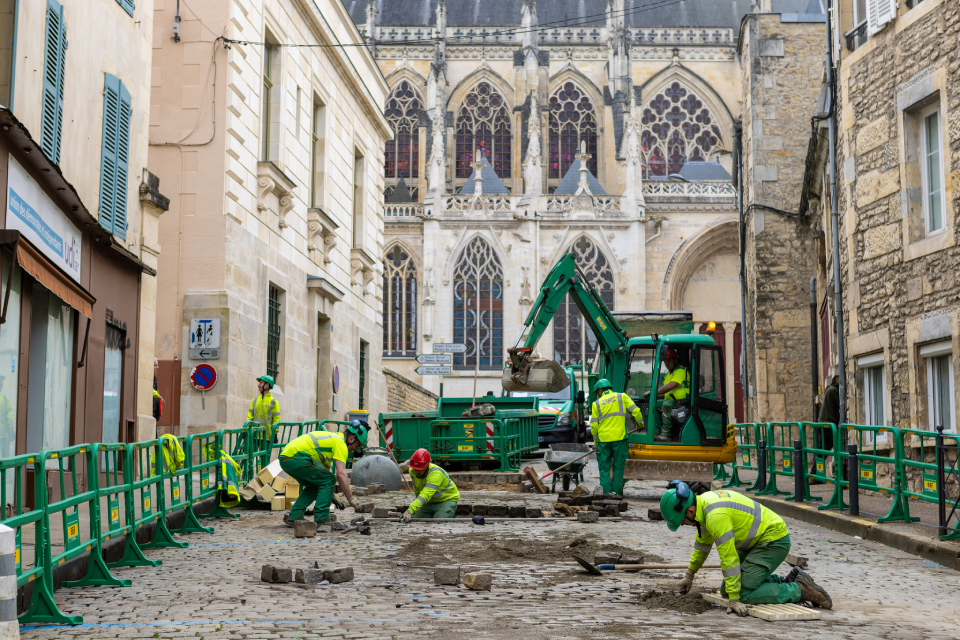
[{"xmin": 502, "ymin": 347, "xmax": 571, "ymax": 393}]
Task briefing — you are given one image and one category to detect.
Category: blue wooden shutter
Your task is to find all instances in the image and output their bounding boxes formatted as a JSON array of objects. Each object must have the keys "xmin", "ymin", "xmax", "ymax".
[
  {"xmin": 115, "ymin": 81, "xmax": 132, "ymax": 240},
  {"xmin": 117, "ymin": 0, "xmax": 135, "ymax": 17},
  {"xmin": 99, "ymin": 74, "xmax": 120, "ymax": 236},
  {"xmin": 40, "ymin": 0, "xmax": 67, "ymax": 164}
]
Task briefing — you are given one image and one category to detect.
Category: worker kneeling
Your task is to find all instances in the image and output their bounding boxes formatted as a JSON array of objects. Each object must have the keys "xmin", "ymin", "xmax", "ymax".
[
  {"xmin": 399, "ymin": 449, "xmax": 460, "ymax": 522},
  {"xmin": 661, "ymin": 483, "xmax": 832, "ymax": 616},
  {"xmin": 279, "ymin": 422, "xmax": 368, "ymax": 525},
  {"xmin": 590, "ymin": 379, "xmax": 643, "ymax": 496}
]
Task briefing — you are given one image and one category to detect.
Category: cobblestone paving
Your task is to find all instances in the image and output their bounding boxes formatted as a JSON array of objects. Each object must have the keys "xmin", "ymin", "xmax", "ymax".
[{"xmin": 18, "ymin": 472, "xmax": 960, "ymax": 639}]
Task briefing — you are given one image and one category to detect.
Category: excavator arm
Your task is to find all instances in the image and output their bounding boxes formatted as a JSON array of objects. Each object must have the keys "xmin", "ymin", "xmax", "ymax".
[{"xmin": 504, "ymin": 253, "xmax": 630, "ymax": 393}]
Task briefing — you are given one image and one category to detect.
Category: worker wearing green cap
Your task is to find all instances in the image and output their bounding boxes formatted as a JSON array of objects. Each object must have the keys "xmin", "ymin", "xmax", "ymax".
[
  {"xmin": 589, "ymin": 379, "xmax": 643, "ymax": 496},
  {"xmin": 248, "ymin": 374, "xmax": 281, "ymax": 440},
  {"xmin": 660, "ymin": 483, "xmax": 832, "ymax": 615}
]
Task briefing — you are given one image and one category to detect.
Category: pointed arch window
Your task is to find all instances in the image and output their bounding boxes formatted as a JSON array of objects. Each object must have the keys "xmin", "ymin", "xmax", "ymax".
[
  {"xmin": 640, "ymin": 81, "xmax": 723, "ymax": 177},
  {"xmin": 548, "ymin": 82, "xmax": 598, "ymax": 179},
  {"xmin": 453, "ymin": 237, "xmax": 503, "ymax": 370},
  {"xmin": 384, "ymin": 81, "xmax": 422, "ymax": 197},
  {"xmin": 553, "ymin": 237, "xmax": 614, "ymax": 365},
  {"xmin": 382, "ymin": 244, "xmax": 418, "ymax": 357},
  {"xmin": 455, "ymin": 82, "xmax": 511, "ymax": 179}
]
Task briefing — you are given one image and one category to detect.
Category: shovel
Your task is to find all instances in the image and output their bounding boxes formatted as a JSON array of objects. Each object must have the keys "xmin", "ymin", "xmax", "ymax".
[{"xmin": 572, "ymin": 554, "xmax": 722, "ymax": 574}]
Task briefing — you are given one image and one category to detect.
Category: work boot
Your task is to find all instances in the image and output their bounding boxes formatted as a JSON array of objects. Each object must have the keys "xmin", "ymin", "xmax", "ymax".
[
  {"xmin": 654, "ymin": 435, "xmax": 670, "ymax": 442},
  {"xmin": 794, "ymin": 570, "xmax": 832, "ymax": 609}
]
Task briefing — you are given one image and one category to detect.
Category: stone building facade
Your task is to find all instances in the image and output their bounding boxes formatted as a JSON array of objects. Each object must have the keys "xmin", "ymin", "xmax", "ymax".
[
  {"xmin": 350, "ymin": 0, "xmax": 776, "ymax": 414},
  {"xmin": 149, "ymin": 0, "xmax": 391, "ymax": 435},
  {"xmin": 385, "ymin": 367, "xmax": 438, "ymax": 412},
  {"xmin": 739, "ymin": 11, "xmax": 826, "ymax": 423}
]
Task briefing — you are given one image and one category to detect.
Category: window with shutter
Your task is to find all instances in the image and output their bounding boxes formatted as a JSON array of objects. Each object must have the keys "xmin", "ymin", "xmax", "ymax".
[
  {"xmin": 116, "ymin": 0, "xmax": 135, "ymax": 17},
  {"xmin": 41, "ymin": 0, "xmax": 67, "ymax": 164},
  {"xmin": 99, "ymin": 74, "xmax": 132, "ymax": 240},
  {"xmin": 867, "ymin": 0, "xmax": 896, "ymax": 35}
]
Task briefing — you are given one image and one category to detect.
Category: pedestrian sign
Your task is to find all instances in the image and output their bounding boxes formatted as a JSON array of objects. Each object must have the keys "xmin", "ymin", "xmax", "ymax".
[{"xmin": 190, "ymin": 319, "xmax": 221, "ymax": 349}]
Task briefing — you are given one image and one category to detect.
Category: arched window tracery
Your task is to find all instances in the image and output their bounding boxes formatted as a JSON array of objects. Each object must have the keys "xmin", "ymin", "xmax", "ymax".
[
  {"xmin": 455, "ymin": 82, "xmax": 512, "ymax": 179},
  {"xmin": 553, "ymin": 237, "xmax": 614, "ymax": 365},
  {"xmin": 640, "ymin": 81, "xmax": 722, "ymax": 177},
  {"xmin": 382, "ymin": 244, "xmax": 418, "ymax": 357},
  {"xmin": 453, "ymin": 238, "xmax": 503, "ymax": 370},
  {"xmin": 548, "ymin": 82, "xmax": 598, "ymax": 179},
  {"xmin": 384, "ymin": 81, "xmax": 422, "ymax": 196}
]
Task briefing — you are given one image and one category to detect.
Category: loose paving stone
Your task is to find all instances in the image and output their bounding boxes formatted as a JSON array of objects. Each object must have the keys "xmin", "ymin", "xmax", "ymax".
[
  {"xmin": 261, "ymin": 565, "xmax": 293, "ymax": 583},
  {"xmin": 372, "ymin": 507, "xmax": 393, "ymax": 518},
  {"xmin": 295, "ymin": 568, "xmax": 324, "ymax": 585},
  {"xmin": 294, "ymin": 520, "xmax": 317, "ymax": 537},
  {"xmin": 508, "ymin": 505, "xmax": 526, "ymax": 518},
  {"xmin": 456, "ymin": 502, "xmax": 473, "ymax": 516},
  {"xmin": 647, "ymin": 508, "xmax": 663, "ymax": 521},
  {"xmin": 352, "ymin": 487, "xmax": 369, "ymax": 496},
  {"xmin": 594, "ymin": 551, "xmax": 621, "ymax": 564},
  {"xmin": 434, "ymin": 565, "xmax": 460, "ymax": 585},
  {"xmin": 487, "ymin": 504, "xmax": 508, "ymax": 517},
  {"xmin": 578, "ymin": 510, "xmax": 599, "ymax": 523},
  {"xmin": 463, "ymin": 573, "xmax": 492, "ymax": 591},
  {"xmin": 354, "ymin": 502, "xmax": 375, "ymax": 513},
  {"xmin": 525, "ymin": 507, "xmax": 543, "ymax": 518},
  {"xmin": 330, "ymin": 521, "xmax": 349, "ymax": 531},
  {"xmin": 473, "ymin": 504, "xmax": 488, "ymax": 516},
  {"xmin": 322, "ymin": 567, "xmax": 354, "ymax": 584}
]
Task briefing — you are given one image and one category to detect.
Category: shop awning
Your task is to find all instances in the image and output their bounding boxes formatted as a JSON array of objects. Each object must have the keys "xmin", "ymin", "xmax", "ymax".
[{"xmin": 0, "ymin": 230, "xmax": 95, "ymax": 318}]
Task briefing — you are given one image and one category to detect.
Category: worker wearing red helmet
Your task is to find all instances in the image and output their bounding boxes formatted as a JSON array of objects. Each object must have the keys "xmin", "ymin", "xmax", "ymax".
[
  {"xmin": 655, "ymin": 348, "xmax": 690, "ymax": 442},
  {"xmin": 398, "ymin": 449, "xmax": 460, "ymax": 522}
]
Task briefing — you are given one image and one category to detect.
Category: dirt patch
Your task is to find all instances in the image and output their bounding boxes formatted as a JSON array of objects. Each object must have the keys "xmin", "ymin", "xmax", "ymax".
[
  {"xmin": 636, "ymin": 587, "xmax": 717, "ymax": 615},
  {"xmin": 391, "ymin": 532, "xmax": 662, "ymax": 566}
]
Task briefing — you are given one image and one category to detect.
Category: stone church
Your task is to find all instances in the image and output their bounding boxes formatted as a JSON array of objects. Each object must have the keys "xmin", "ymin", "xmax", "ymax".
[{"xmin": 349, "ymin": 0, "xmax": 781, "ymax": 414}]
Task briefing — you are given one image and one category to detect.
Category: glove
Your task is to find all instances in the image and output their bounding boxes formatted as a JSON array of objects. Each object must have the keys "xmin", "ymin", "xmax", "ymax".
[
  {"xmin": 726, "ymin": 600, "xmax": 749, "ymax": 617},
  {"xmin": 401, "ymin": 510, "xmax": 413, "ymax": 523},
  {"xmin": 348, "ymin": 497, "xmax": 362, "ymax": 511},
  {"xmin": 678, "ymin": 570, "xmax": 694, "ymax": 594},
  {"xmin": 331, "ymin": 494, "xmax": 346, "ymax": 510},
  {"xmin": 643, "ymin": 391, "xmax": 651, "ymax": 401}
]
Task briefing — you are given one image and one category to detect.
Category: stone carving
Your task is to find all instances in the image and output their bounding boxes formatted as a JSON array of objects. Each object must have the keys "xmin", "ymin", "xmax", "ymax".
[
  {"xmin": 519, "ymin": 265, "xmax": 533, "ymax": 304},
  {"xmin": 622, "ymin": 102, "xmax": 646, "ymax": 214},
  {"xmin": 426, "ymin": 109, "xmax": 446, "ymax": 199},
  {"xmin": 422, "ymin": 266, "xmax": 435, "ymax": 305},
  {"xmin": 257, "ymin": 176, "xmax": 275, "ymax": 210},
  {"xmin": 523, "ymin": 91, "xmax": 543, "ymax": 197},
  {"xmin": 278, "ymin": 195, "xmax": 294, "ymax": 228}
]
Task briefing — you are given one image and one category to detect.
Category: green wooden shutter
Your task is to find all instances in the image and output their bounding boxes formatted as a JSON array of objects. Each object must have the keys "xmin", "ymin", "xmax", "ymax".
[
  {"xmin": 99, "ymin": 74, "xmax": 120, "ymax": 236},
  {"xmin": 115, "ymin": 81, "xmax": 132, "ymax": 240},
  {"xmin": 41, "ymin": 0, "xmax": 67, "ymax": 164},
  {"xmin": 117, "ymin": 0, "xmax": 135, "ymax": 17}
]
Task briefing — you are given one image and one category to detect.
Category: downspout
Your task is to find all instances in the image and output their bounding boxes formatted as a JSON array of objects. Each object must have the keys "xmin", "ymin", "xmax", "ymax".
[
  {"xmin": 810, "ymin": 276, "xmax": 818, "ymax": 421},
  {"xmin": 825, "ymin": 0, "xmax": 846, "ymax": 425},
  {"xmin": 735, "ymin": 121, "xmax": 748, "ymax": 421}
]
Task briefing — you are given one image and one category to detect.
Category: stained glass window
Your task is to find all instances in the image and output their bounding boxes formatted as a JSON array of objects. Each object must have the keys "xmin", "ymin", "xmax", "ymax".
[
  {"xmin": 453, "ymin": 238, "xmax": 503, "ymax": 370},
  {"xmin": 640, "ymin": 81, "xmax": 723, "ymax": 177},
  {"xmin": 553, "ymin": 237, "xmax": 614, "ymax": 365},
  {"xmin": 382, "ymin": 245, "xmax": 418, "ymax": 357},
  {"xmin": 548, "ymin": 82, "xmax": 598, "ymax": 179},
  {"xmin": 384, "ymin": 81, "xmax": 422, "ymax": 193},
  {"xmin": 455, "ymin": 82, "xmax": 512, "ymax": 179}
]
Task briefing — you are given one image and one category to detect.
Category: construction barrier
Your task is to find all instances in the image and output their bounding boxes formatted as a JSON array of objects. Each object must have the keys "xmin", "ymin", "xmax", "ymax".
[
  {"xmin": 835, "ymin": 424, "xmax": 916, "ymax": 524},
  {"xmin": 898, "ymin": 427, "xmax": 960, "ymax": 540},
  {"xmin": 723, "ymin": 423, "xmax": 764, "ymax": 490},
  {"xmin": 798, "ymin": 422, "xmax": 846, "ymax": 511},
  {"xmin": 757, "ymin": 422, "xmax": 820, "ymax": 502}
]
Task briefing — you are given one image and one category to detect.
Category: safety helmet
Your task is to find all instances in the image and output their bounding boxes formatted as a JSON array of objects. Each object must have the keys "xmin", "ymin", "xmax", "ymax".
[
  {"xmin": 257, "ymin": 375, "xmax": 275, "ymax": 388},
  {"xmin": 409, "ymin": 448, "xmax": 431, "ymax": 471},
  {"xmin": 592, "ymin": 379, "xmax": 613, "ymax": 394},
  {"xmin": 345, "ymin": 420, "xmax": 369, "ymax": 452},
  {"xmin": 663, "ymin": 349, "xmax": 679, "ymax": 361},
  {"xmin": 660, "ymin": 480, "xmax": 695, "ymax": 531}
]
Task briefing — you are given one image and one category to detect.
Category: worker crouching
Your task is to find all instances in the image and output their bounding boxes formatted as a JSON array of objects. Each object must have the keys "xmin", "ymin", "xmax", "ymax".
[
  {"xmin": 661, "ymin": 483, "xmax": 832, "ymax": 615},
  {"xmin": 398, "ymin": 449, "xmax": 460, "ymax": 522}
]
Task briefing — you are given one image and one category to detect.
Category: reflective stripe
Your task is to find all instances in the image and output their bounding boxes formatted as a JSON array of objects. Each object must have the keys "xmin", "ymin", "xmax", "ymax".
[
  {"xmin": 703, "ymin": 500, "xmax": 757, "ymax": 517},
  {"xmin": 617, "ymin": 394, "xmax": 624, "ymax": 415},
  {"xmin": 424, "ymin": 483, "xmax": 440, "ymax": 490},
  {"xmin": 722, "ymin": 565, "xmax": 741, "ymax": 577},
  {"xmin": 703, "ymin": 498, "xmax": 763, "ymax": 550},
  {"xmin": 693, "ymin": 542, "xmax": 712, "ymax": 553},
  {"xmin": 412, "ymin": 495, "xmax": 426, "ymax": 507},
  {"xmin": 737, "ymin": 502, "xmax": 763, "ymax": 549},
  {"xmin": 714, "ymin": 530, "xmax": 736, "ymax": 546}
]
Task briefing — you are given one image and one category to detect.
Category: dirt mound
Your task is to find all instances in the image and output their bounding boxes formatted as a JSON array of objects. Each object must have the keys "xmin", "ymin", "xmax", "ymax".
[{"xmin": 636, "ymin": 588, "xmax": 716, "ymax": 615}]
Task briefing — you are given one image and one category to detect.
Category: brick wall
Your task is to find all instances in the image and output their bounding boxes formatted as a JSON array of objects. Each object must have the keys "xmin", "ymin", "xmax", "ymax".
[{"xmin": 385, "ymin": 367, "xmax": 438, "ymax": 413}]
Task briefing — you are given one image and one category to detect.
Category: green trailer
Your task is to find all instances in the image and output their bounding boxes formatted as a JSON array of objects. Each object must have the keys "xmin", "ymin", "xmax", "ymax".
[{"xmin": 378, "ymin": 397, "xmax": 540, "ymax": 471}]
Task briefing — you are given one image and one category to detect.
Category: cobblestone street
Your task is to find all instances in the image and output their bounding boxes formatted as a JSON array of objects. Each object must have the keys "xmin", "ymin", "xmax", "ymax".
[{"xmin": 18, "ymin": 461, "xmax": 960, "ymax": 640}]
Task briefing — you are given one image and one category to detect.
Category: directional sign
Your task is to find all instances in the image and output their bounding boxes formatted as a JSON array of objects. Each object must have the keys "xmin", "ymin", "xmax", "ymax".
[
  {"xmin": 432, "ymin": 343, "xmax": 467, "ymax": 353},
  {"xmin": 188, "ymin": 347, "xmax": 220, "ymax": 360},
  {"xmin": 416, "ymin": 365, "xmax": 452, "ymax": 376},
  {"xmin": 416, "ymin": 353, "xmax": 452, "ymax": 364},
  {"xmin": 190, "ymin": 364, "xmax": 218, "ymax": 391}
]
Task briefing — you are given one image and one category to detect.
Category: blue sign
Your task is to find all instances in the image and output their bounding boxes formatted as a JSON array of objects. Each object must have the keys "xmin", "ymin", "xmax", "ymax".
[{"xmin": 190, "ymin": 364, "xmax": 217, "ymax": 391}]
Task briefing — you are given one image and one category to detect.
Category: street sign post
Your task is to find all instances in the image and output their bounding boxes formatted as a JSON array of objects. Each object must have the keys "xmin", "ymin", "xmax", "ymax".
[
  {"xmin": 416, "ymin": 366, "xmax": 451, "ymax": 376},
  {"xmin": 416, "ymin": 353, "xmax": 452, "ymax": 364},
  {"xmin": 432, "ymin": 343, "xmax": 466, "ymax": 353}
]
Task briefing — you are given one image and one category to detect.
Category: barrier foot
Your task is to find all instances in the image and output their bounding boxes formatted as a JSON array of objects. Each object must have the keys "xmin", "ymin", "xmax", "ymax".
[
  {"xmin": 756, "ymin": 482, "xmax": 790, "ymax": 497},
  {"xmin": 817, "ymin": 483, "xmax": 847, "ymax": 511},
  {"xmin": 171, "ymin": 505, "xmax": 216, "ymax": 534},
  {"xmin": 877, "ymin": 491, "xmax": 920, "ymax": 524},
  {"xmin": 941, "ymin": 528, "xmax": 960, "ymax": 542},
  {"xmin": 19, "ymin": 579, "xmax": 83, "ymax": 626},
  {"xmin": 713, "ymin": 464, "xmax": 731, "ymax": 481},
  {"xmin": 141, "ymin": 518, "xmax": 189, "ymax": 549},
  {"xmin": 204, "ymin": 502, "xmax": 241, "ymax": 519},
  {"xmin": 722, "ymin": 465, "xmax": 747, "ymax": 489},
  {"xmin": 62, "ymin": 548, "xmax": 131, "ymax": 588},
  {"xmin": 108, "ymin": 530, "xmax": 162, "ymax": 568}
]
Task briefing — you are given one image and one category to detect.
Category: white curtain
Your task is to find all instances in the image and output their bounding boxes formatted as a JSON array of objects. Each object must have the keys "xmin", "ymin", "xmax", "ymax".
[
  {"xmin": 41, "ymin": 295, "xmax": 74, "ymax": 452},
  {"xmin": 101, "ymin": 326, "xmax": 122, "ymax": 443},
  {"xmin": 0, "ymin": 255, "xmax": 20, "ymax": 460}
]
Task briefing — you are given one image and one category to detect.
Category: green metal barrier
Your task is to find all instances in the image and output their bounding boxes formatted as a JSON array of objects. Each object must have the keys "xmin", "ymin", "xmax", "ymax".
[
  {"xmin": 723, "ymin": 423, "xmax": 763, "ymax": 490},
  {"xmin": 713, "ymin": 463, "xmax": 731, "ymax": 481},
  {"xmin": 757, "ymin": 422, "xmax": 819, "ymax": 502},
  {"xmin": 157, "ymin": 436, "xmax": 213, "ymax": 535},
  {"xmin": 127, "ymin": 440, "xmax": 187, "ymax": 550},
  {"xmin": 221, "ymin": 424, "xmax": 256, "ymax": 484},
  {"xmin": 181, "ymin": 430, "xmax": 223, "ymax": 525},
  {"xmin": 94, "ymin": 443, "xmax": 159, "ymax": 572},
  {"xmin": 426, "ymin": 417, "xmax": 526, "ymax": 471},
  {"xmin": 837, "ymin": 424, "xmax": 917, "ymax": 523},
  {"xmin": 798, "ymin": 422, "xmax": 846, "ymax": 511},
  {"xmin": 898, "ymin": 427, "xmax": 960, "ymax": 538}
]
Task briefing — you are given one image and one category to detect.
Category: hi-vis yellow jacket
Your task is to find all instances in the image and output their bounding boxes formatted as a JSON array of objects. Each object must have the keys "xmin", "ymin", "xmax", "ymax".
[
  {"xmin": 590, "ymin": 390, "xmax": 643, "ymax": 442},
  {"xmin": 407, "ymin": 463, "xmax": 460, "ymax": 515},
  {"xmin": 688, "ymin": 490, "xmax": 789, "ymax": 600},
  {"xmin": 248, "ymin": 393, "xmax": 280, "ymax": 431}
]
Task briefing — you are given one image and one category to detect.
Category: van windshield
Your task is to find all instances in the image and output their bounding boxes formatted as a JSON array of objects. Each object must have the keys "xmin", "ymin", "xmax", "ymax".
[
  {"xmin": 508, "ymin": 387, "xmax": 572, "ymax": 401},
  {"xmin": 624, "ymin": 346, "xmax": 660, "ymax": 402}
]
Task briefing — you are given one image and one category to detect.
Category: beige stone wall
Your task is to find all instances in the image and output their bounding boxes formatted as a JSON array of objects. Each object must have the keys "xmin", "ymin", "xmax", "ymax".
[
  {"xmin": 385, "ymin": 367, "xmax": 438, "ymax": 414},
  {"xmin": 740, "ymin": 14, "xmax": 824, "ymax": 423}
]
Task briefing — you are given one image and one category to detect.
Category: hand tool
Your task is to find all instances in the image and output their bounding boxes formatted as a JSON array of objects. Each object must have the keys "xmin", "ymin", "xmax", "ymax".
[
  {"xmin": 523, "ymin": 447, "xmax": 595, "ymax": 494},
  {"xmin": 572, "ymin": 554, "xmax": 721, "ymax": 574}
]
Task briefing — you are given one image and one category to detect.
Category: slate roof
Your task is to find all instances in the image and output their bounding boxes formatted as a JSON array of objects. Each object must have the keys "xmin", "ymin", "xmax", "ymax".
[
  {"xmin": 676, "ymin": 160, "xmax": 732, "ymax": 182},
  {"xmin": 388, "ymin": 176, "xmax": 414, "ymax": 203},
  {"xmin": 459, "ymin": 151, "xmax": 510, "ymax": 194},
  {"xmin": 347, "ymin": 0, "xmax": 820, "ymax": 29},
  {"xmin": 554, "ymin": 158, "xmax": 606, "ymax": 195}
]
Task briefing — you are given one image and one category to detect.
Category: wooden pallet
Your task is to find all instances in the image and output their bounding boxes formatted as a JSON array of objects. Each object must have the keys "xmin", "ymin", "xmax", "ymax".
[{"xmin": 701, "ymin": 592, "xmax": 822, "ymax": 621}]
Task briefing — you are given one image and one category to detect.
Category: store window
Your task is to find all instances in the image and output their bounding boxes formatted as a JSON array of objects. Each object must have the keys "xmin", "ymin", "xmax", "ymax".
[
  {"xmin": 101, "ymin": 324, "xmax": 123, "ymax": 443},
  {"xmin": 0, "ymin": 254, "xmax": 21, "ymax": 460}
]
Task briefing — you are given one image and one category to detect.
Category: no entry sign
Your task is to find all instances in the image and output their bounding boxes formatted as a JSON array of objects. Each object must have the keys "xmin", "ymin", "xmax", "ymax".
[{"xmin": 190, "ymin": 363, "xmax": 217, "ymax": 391}]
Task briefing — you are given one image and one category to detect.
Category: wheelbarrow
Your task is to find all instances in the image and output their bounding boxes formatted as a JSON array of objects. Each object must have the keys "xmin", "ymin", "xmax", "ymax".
[{"xmin": 544, "ymin": 443, "xmax": 591, "ymax": 492}]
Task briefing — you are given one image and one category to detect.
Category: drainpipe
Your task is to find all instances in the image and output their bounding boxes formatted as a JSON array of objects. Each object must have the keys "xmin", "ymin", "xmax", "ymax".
[
  {"xmin": 735, "ymin": 121, "xmax": 749, "ymax": 421},
  {"xmin": 825, "ymin": 0, "xmax": 846, "ymax": 426},
  {"xmin": 810, "ymin": 276, "xmax": 819, "ymax": 421}
]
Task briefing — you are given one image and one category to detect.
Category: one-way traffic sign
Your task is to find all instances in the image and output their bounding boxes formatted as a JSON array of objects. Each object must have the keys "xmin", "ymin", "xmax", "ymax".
[
  {"xmin": 416, "ymin": 366, "xmax": 452, "ymax": 376},
  {"xmin": 416, "ymin": 353, "xmax": 451, "ymax": 364}
]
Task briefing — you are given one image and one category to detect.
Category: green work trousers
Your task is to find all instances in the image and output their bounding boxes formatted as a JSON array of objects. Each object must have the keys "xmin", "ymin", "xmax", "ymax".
[
  {"xmin": 659, "ymin": 398, "xmax": 677, "ymax": 437},
  {"xmin": 719, "ymin": 534, "xmax": 802, "ymax": 604},
  {"xmin": 595, "ymin": 439, "xmax": 628, "ymax": 495},
  {"xmin": 279, "ymin": 453, "xmax": 336, "ymax": 523},
  {"xmin": 412, "ymin": 500, "xmax": 458, "ymax": 519}
]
